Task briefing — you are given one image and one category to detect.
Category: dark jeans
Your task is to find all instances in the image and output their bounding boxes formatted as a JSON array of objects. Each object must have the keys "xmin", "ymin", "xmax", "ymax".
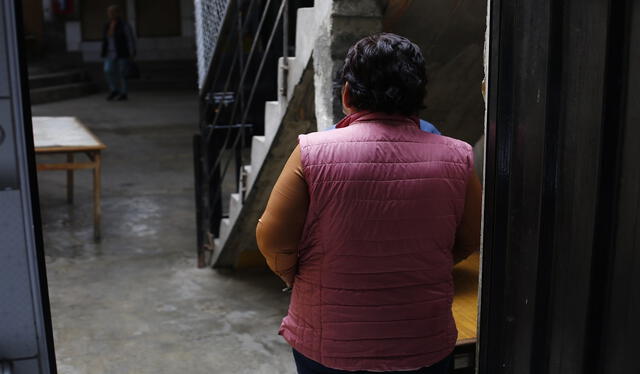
[
  {"xmin": 103, "ymin": 58, "xmax": 129, "ymax": 94},
  {"xmin": 292, "ymin": 349, "xmax": 452, "ymax": 374}
]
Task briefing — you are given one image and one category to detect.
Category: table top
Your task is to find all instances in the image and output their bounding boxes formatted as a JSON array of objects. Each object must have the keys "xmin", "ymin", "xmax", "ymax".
[
  {"xmin": 452, "ymin": 251, "xmax": 480, "ymax": 345},
  {"xmin": 32, "ymin": 116, "xmax": 106, "ymax": 153}
]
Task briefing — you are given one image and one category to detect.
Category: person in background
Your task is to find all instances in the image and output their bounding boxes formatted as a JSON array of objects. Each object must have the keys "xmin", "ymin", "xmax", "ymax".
[
  {"xmin": 418, "ymin": 118, "xmax": 441, "ymax": 134},
  {"xmin": 256, "ymin": 33, "xmax": 482, "ymax": 373},
  {"xmin": 102, "ymin": 5, "xmax": 136, "ymax": 101}
]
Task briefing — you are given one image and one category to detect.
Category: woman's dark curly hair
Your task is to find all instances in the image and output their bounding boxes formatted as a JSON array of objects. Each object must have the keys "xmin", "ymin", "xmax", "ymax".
[{"xmin": 337, "ymin": 33, "xmax": 427, "ymax": 116}]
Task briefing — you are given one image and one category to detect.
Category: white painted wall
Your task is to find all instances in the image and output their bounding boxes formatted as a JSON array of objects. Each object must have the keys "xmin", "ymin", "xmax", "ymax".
[
  {"xmin": 65, "ymin": 21, "xmax": 81, "ymax": 51},
  {"xmin": 312, "ymin": 0, "xmax": 338, "ymax": 131}
]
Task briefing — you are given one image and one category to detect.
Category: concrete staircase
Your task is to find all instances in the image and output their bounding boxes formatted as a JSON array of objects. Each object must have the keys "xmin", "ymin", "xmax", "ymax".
[
  {"xmin": 29, "ymin": 69, "xmax": 96, "ymax": 105},
  {"xmin": 211, "ymin": 5, "xmax": 320, "ymax": 267}
]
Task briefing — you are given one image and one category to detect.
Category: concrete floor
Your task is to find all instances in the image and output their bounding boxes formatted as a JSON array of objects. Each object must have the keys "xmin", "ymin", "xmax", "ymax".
[{"xmin": 32, "ymin": 91, "xmax": 296, "ymax": 374}]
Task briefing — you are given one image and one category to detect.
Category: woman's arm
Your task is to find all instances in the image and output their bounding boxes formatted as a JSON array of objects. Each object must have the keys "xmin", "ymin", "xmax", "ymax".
[
  {"xmin": 452, "ymin": 171, "xmax": 483, "ymax": 264},
  {"xmin": 256, "ymin": 145, "xmax": 309, "ymax": 286}
]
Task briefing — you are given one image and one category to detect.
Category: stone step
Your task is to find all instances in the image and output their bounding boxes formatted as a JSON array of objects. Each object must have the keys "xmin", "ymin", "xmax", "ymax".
[
  {"xmin": 250, "ymin": 136, "xmax": 268, "ymax": 175},
  {"xmin": 30, "ymin": 82, "xmax": 98, "ymax": 105},
  {"xmin": 283, "ymin": 6, "xmax": 317, "ymax": 98},
  {"xmin": 27, "ymin": 52, "xmax": 85, "ymax": 74},
  {"xmin": 243, "ymin": 135, "xmax": 269, "ymax": 196},
  {"xmin": 243, "ymin": 165, "xmax": 255, "ymax": 192},
  {"xmin": 277, "ymin": 56, "xmax": 297, "ymax": 102},
  {"xmin": 28, "ymin": 69, "xmax": 88, "ymax": 89},
  {"xmin": 264, "ymin": 101, "xmax": 282, "ymax": 145},
  {"xmin": 229, "ymin": 193, "xmax": 243, "ymax": 222},
  {"xmin": 219, "ymin": 218, "xmax": 232, "ymax": 247},
  {"xmin": 27, "ymin": 66, "xmax": 50, "ymax": 76},
  {"xmin": 243, "ymin": 165, "xmax": 252, "ymax": 177},
  {"xmin": 214, "ymin": 238, "xmax": 222, "ymax": 256}
]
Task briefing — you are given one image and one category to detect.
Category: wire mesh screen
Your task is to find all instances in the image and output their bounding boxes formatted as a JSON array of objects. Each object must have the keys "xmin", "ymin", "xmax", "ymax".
[{"xmin": 195, "ymin": 0, "xmax": 231, "ymax": 89}]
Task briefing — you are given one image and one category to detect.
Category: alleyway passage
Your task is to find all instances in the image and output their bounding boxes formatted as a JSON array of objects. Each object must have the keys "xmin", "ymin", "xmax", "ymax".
[{"xmin": 32, "ymin": 91, "xmax": 296, "ymax": 374}]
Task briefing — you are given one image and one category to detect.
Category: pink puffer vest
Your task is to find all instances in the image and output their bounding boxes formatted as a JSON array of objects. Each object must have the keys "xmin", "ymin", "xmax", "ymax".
[{"xmin": 279, "ymin": 112, "xmax": 474, "ymax": 371}]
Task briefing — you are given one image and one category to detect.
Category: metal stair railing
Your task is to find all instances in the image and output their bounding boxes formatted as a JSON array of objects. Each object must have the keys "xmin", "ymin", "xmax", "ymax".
[{"xmin": 194, "ymin": 0, "xmax": 298, "ymax": 268}]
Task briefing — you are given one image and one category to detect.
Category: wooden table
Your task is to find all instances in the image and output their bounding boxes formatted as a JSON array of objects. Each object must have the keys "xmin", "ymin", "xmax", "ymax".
[
  {"xmin": 452, "ymin": 252, "xmax": 480, "ymax": 345},
  {"xmin": 33, "ymin": 117, "xmax": 106, "ymax": 241}
]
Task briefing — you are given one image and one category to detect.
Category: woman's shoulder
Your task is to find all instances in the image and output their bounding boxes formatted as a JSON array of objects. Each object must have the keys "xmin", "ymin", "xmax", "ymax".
[
  {"xmin": 428, "ymin": 133, "xmax": 473, "ymax": 152},
  {"xmin": 298, "ymin": 127, "xmax": 354, "ymax": 148}
]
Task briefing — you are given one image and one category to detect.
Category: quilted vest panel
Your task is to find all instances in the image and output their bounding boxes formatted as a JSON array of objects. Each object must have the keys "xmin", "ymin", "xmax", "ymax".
[{"xmin": 280, "ymin": 113, "xmax": 474, "ymax": 371}]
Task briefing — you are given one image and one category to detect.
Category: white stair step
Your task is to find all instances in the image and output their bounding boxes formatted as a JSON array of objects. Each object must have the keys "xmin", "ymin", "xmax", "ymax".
[
  {"xmin": 244, "ymin": 165, "xmax": 255, "ymax": 193},
  {"xmin": 264, "ymin": 101, "xmax": 282, "ymax": 144},
  {"xmin": 229, "ymin": 193, "xmax": 242, "ymax": 222},
  {"xmin": 213, "ymin": 238, "xmax": 222, "ymax": 257},
  {"xmin": 243, "ymin": 164, "xmax": 252, "ymax": 176},
  {"xmin": 277, "ymin": 7, "xmax": 316, "ymax": 100},
  {"xmin": 284, "ymin": 57, "xmax": 300, "ymax": 100},
  {"xmin": 250, "ymin": 135, "xmax": 268, "ymax": 172},
  {"xmin": 277, "ymin": 57, "xmax": 291, "ymax": 104},
  {"xmin": 276, "ymin": 56, "xmax": 298, "ymax": 102},
  {"xmin": 219, "ymin": 218, "xmax": 231, "ymax": 245}
]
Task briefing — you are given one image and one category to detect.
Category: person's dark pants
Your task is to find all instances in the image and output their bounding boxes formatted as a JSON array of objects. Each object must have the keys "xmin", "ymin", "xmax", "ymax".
[
  {"xmin": 292, "ymin": 349, "xmax": 452, "ymax": 374},
  {"xmin": 104, "ymin": 57, "xmax": 129, "ymax": 95}
]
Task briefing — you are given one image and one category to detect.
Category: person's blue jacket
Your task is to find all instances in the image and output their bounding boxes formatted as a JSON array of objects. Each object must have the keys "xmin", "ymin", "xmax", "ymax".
[
  {"xmin": 418, "ymin": 119, "xmax": 441, "ymax": 135},
  {"xmin": 327, "ymin": 119, "xmax": 441, "ymax": 135}
]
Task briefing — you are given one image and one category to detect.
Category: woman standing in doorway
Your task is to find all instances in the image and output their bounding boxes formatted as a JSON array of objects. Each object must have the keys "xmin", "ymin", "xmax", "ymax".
[
  {"xmin": 256, "ymin": 33, "xmax": 482, "ymax": 373},
  {"xmin": 102, "ymin": 4, "xmax": 136, "ymax": 101}
]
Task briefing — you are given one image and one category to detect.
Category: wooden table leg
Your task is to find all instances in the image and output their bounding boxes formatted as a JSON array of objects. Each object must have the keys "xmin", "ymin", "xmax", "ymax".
[
  {"xmin": 92, "ymin": 152, "xmax": 102, "ymax": 241},
  {"xmin": 66, "ymin": 152, "xmax": 74, "ymax": 204}
]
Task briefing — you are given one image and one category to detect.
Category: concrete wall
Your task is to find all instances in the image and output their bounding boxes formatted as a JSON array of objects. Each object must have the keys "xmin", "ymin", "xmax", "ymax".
[
  {"xmin": 313, "ymin": 0, "xmax": 384, "ymax": 130},
  {"xmin": 310, "ymin": 0, "xmax": 486, "ymax": 145},
  {"xmin": 387, "ymin": 0, "xmax": 487, "ymax": 145}
]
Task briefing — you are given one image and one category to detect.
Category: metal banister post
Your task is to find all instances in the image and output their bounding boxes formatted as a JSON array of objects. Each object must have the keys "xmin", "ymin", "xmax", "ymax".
[{"xmin": 280, "ymin": 0, "xmax": 289, "ymax": 97}]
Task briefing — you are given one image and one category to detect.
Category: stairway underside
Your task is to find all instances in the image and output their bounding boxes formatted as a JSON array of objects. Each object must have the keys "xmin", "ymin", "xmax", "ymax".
[{"xmin": 213, "ymin": 62, "xmax": 316, "ymax": 269}]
